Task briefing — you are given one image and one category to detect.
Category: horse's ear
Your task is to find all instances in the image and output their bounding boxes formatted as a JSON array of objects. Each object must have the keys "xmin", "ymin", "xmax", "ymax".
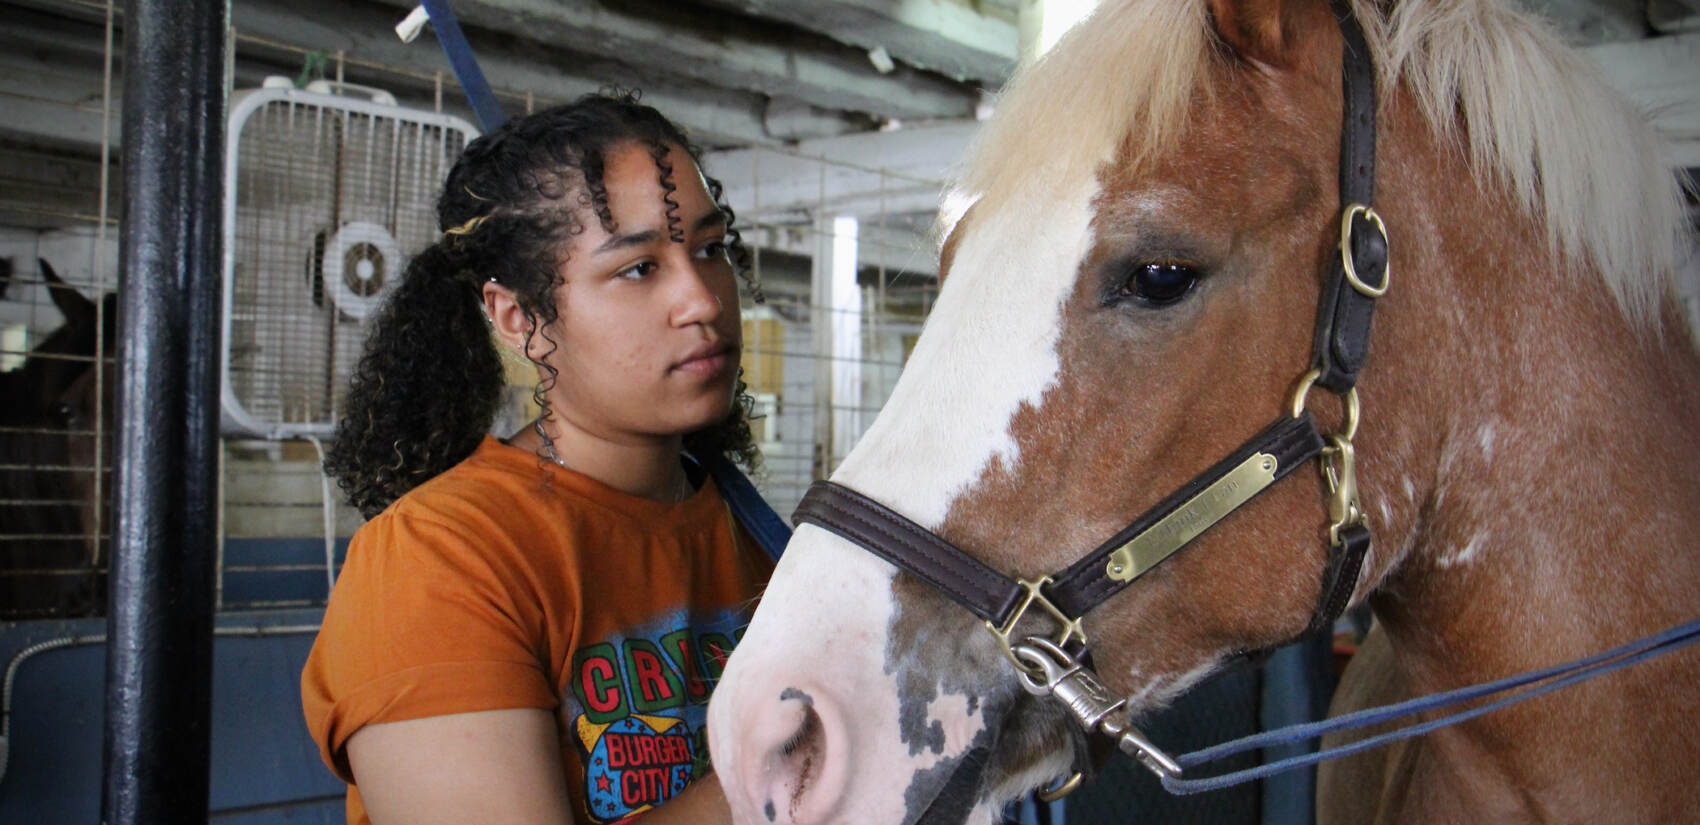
[
  {"xmin": 1206, "ymin": 0, "xmax": 1294, "ymax": 67},
  {"xmin": 39, "ymin": 259, "xmax": 94, "ymax": 323}
]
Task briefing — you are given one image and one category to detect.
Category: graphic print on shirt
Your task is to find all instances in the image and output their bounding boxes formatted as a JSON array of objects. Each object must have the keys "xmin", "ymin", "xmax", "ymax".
[{"xmin": 566, "ymin": 609, "xmax": 748, "ymax": 823}]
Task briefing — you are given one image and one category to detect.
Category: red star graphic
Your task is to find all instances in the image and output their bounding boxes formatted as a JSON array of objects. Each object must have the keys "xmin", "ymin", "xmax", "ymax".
[{"xmin": 596, "ymin": 772, "xmax": 612, "ymax": 793}]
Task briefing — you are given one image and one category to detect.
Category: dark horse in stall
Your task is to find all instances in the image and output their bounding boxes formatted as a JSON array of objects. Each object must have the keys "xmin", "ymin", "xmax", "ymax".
[{"xmin": 1, "ymin": 258, "xmax": 113, "ymax": 618}]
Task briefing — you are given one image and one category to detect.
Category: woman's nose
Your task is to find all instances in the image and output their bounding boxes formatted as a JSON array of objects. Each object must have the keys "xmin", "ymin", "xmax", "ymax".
[{"xmin": 669, "ymin": 264, "xmax": 726, "ymax": 328}]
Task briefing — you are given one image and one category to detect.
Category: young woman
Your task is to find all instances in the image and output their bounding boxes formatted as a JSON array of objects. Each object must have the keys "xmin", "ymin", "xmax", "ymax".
[{"xmin": 302, "ymin": 93, "xmax": 777, "ymax": 825}]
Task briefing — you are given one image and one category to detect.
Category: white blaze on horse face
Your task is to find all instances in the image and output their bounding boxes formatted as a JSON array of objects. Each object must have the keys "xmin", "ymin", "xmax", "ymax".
[
  {"xmin": 832, "ymin": 180, "xmax": 1099, "ymax": 514},
  {"xmin": 710, "ymin": 181, "xmax": 1102, "ymax": 825}
]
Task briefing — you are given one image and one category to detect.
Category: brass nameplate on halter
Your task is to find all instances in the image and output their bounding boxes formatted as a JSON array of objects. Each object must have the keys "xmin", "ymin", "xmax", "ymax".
[{"xmin": 1106, "ymin": 452, "xmax": 1280, "ymax": 582}]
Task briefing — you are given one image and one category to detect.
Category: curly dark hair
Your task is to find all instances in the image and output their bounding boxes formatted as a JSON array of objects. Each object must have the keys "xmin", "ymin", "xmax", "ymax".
[{"xmin": 326, "ymin": 91, "xmax": 763, "ymax": 519}]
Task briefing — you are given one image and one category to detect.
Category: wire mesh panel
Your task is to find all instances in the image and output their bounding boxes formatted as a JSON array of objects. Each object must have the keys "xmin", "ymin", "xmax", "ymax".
[
  {"xmin": 222, "ymin": 86, "xmax": 475, "ymax": 438},
  {"xmin": 724, "ymin": 145, "xmax": 946, "ymax": 517},
  {"xmin": 0, "ymin": 252, "xmax": 114, "ymax": 620},
  {"xmin": 0, "ymin": 0, "xmax": 121, "ymax": 620}
]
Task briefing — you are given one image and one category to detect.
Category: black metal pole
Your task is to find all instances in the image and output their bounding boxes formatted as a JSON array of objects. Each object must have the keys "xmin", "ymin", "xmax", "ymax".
[{"xmin": 103, "ymin": 0, "xmax": 227, "ymax": 822}]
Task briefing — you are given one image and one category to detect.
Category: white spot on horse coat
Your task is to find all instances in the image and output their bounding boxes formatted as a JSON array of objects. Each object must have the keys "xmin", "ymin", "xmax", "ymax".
[
  {"xmin": 1478, "ymin": 422, "xmax": 1496, "ymax": 461},
  {"xmin": 1124, "ymin": 657, "xmax": 1219, "ymax": 711},
  {"xmin": 923, "ymin": 691, "xmax": 984, "ymax": 756},
  {"xmin": 1438, "ymin": 532, "xmax": 1487, "ymax": 568}
]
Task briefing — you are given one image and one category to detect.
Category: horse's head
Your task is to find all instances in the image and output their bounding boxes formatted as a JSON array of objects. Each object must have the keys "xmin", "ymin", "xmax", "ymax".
[
  {"xmin": 11, "ymin": 259, "xmax": 117, "ymax": 419},
  {"xmin": 708, "ymin": 0, "xmax": 1691, "ymax": 821}
]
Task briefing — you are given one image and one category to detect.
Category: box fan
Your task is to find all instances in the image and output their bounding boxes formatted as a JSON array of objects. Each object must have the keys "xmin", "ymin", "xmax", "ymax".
[{"xmin": 220, "ymin": 78, "xmax": 478, "ymax": 439}]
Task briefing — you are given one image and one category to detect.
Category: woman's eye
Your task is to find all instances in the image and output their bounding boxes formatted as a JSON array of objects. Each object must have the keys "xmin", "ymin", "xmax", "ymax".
[
  {"xmin": 617, "ymin": 261, "xmax": 657, "ymax": 280},
  {"xmin": 1120, "ymin": 262, "xmax": 1198, "ymax": 307},
  {"xmin": 694, "ymin": 240, "xmax": 729, "ymax": 260}
]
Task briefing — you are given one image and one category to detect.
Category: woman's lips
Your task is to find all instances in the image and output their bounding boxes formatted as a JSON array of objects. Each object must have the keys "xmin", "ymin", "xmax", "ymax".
[{"xmin": 673, "ymin": 345, "xmax": 735, "ymax": 378}]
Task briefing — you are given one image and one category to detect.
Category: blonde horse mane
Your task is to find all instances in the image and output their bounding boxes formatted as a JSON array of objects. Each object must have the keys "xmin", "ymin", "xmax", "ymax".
[{"xmin": 953, "ymin": 0, "xmax": 1692, "ymax": 328}]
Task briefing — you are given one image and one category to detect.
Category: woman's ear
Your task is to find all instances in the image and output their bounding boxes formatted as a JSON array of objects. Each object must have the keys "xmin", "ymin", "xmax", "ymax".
[{"xmin": 482, "ymin": 281, "xmax": 533, "ymax": 353}]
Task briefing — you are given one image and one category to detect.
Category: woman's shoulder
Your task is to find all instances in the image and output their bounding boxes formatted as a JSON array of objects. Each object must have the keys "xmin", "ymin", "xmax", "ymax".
[
  {"xmin": 390, "ymin": 436, "xmax": 548, "ymax": 516},
  {"xmin": 339, "ymin": 437, "xmax": 583, "ymax": 591},
  {"xmin": 347, "ymin": 436, "xmax": 562, "ymax": 552}
]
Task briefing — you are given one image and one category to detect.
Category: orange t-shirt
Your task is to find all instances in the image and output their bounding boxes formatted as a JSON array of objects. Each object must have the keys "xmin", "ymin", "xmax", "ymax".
[{"xmin": 301, "ymin": 435, "xmax": 773, "ymax": 824}]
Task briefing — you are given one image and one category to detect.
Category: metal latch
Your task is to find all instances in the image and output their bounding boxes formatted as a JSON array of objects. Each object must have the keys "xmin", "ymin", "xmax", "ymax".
[{"xmin": 1011, "ymin": 637, "xmax": 1184, "ymax": 781}]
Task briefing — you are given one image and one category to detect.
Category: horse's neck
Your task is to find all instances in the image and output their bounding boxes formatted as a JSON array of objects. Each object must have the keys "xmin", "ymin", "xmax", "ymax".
[
  {"xmin": 1365, "ymin": 190, "xmax": 1700, "ymax": 696},
  {"xmin": 1378, "ymin": 290, "xmax": 1699, "ymax": 662}
]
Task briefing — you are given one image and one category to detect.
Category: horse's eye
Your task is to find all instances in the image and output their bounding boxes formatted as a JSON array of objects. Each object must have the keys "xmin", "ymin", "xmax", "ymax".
[{"xmin": 1121, "ymin": 263, "xmax": 1199, "ymax": 307}]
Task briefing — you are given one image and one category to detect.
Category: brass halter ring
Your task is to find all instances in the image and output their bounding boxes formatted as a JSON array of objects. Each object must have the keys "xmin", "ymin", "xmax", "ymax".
[
  {"xmin": 1037, "ymin": 771, "xmax": 1085, "ymax": 802},
  {"xmin": 1289, "ymin": 368, "xmax": 1360, "ymax": 441}
]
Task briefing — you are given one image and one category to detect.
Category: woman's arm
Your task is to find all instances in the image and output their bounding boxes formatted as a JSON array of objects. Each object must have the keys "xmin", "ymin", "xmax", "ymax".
[
  {"xmin": 345, "ymin": 708, "xmax": 734, "ymax": 825},
  {"xmin": 633, "ymin": 771, "xmax": 731, "ymax": 824},
  {"xmin": 347, "ymin": 708, "xmax": 574, "ymax": 825}
]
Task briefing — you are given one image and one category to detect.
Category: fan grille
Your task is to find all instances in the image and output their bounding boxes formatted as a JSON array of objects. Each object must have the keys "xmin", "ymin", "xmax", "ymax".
[{"xmin": 226, "ymin": 95, "xmax": 473, "ymax": 436}]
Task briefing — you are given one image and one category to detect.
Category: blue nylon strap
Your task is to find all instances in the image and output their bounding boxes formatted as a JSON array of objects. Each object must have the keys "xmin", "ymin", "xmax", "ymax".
[
  {"xmin": 1160, "ymin": 616, "xmax": 1700, "ymax": 795},
  {"xmin": 706, "ymin": 458, "xmax": 792, "ymax": 563},
  {"xmin": 419, "ymin": 0, "xmax": 506, "ymax": 132}
]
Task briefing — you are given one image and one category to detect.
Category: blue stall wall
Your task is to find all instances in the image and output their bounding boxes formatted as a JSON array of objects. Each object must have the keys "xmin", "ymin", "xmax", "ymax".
[
  {"xmin": 221, "ymin": 538, "xmax": 351, "ymax": 608},
  {"xmin": 0, "ymin": 609, "xmax": 345, "ymax": 823}
]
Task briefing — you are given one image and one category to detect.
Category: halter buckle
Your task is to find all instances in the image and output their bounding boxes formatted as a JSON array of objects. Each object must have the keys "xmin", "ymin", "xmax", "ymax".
[
  {"xmin": 1340, "ymin": 204, "xmax": 1390, "ymax": 297},
  {"xmin": 986, "ymin": 577, "xmax": 1086, "ymax": 676}
]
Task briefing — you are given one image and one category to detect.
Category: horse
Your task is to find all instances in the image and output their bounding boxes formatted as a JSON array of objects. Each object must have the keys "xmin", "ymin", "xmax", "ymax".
[
  {"xmin": 0, "ymin": 258, "xmax": 114, "ymax": 619},
  {"xmin": 705, "ymin": 0, "xmax": 1700, "ymax": 822}
]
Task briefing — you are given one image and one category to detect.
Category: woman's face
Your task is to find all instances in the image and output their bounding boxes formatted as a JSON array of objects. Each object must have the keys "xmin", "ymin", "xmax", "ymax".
[{"xmin": 537, "ymin": 142, "xmax": 742, "ymax": 444}]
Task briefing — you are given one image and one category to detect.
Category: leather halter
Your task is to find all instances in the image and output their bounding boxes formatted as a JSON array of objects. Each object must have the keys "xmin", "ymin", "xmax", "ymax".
[{"xmin": 793, "ymin": 0, "xmax": 1389, "ymax": 789}]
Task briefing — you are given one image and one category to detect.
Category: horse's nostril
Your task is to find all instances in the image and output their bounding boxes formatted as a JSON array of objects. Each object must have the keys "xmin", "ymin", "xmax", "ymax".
[
  {"xmin": 778, "ymin": 696, "xmax": 819, "ymax": 757},
  {"xmin": 766, "ymin": 690, "xmax": 827, "ymax": 821},
  {"xmin": 781, "ymin": 703, "xmax": 823, "ymax": 817},
  {"xmin": 713, "ymin": 677, "xmax": 853, "ymax": 825}
]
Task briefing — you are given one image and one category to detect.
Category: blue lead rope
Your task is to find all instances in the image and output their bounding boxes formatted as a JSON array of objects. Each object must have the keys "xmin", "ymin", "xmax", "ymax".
[
  {"xmin": 1160, "ymin": 616, "xmax": 1700, "ymax": 794},
  {"xmin": 705, "ymin": 458, "xmax": 792, "ymax": 563},
  {"xmin": 419, "ymin": 0, "xmax": 507, "ymax": 132}
]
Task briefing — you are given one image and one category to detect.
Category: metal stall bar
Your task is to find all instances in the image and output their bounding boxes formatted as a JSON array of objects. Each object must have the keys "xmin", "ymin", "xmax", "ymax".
[{"xmin": 104, "ymin": 0, "xmax": 227, "ymax": 821}]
